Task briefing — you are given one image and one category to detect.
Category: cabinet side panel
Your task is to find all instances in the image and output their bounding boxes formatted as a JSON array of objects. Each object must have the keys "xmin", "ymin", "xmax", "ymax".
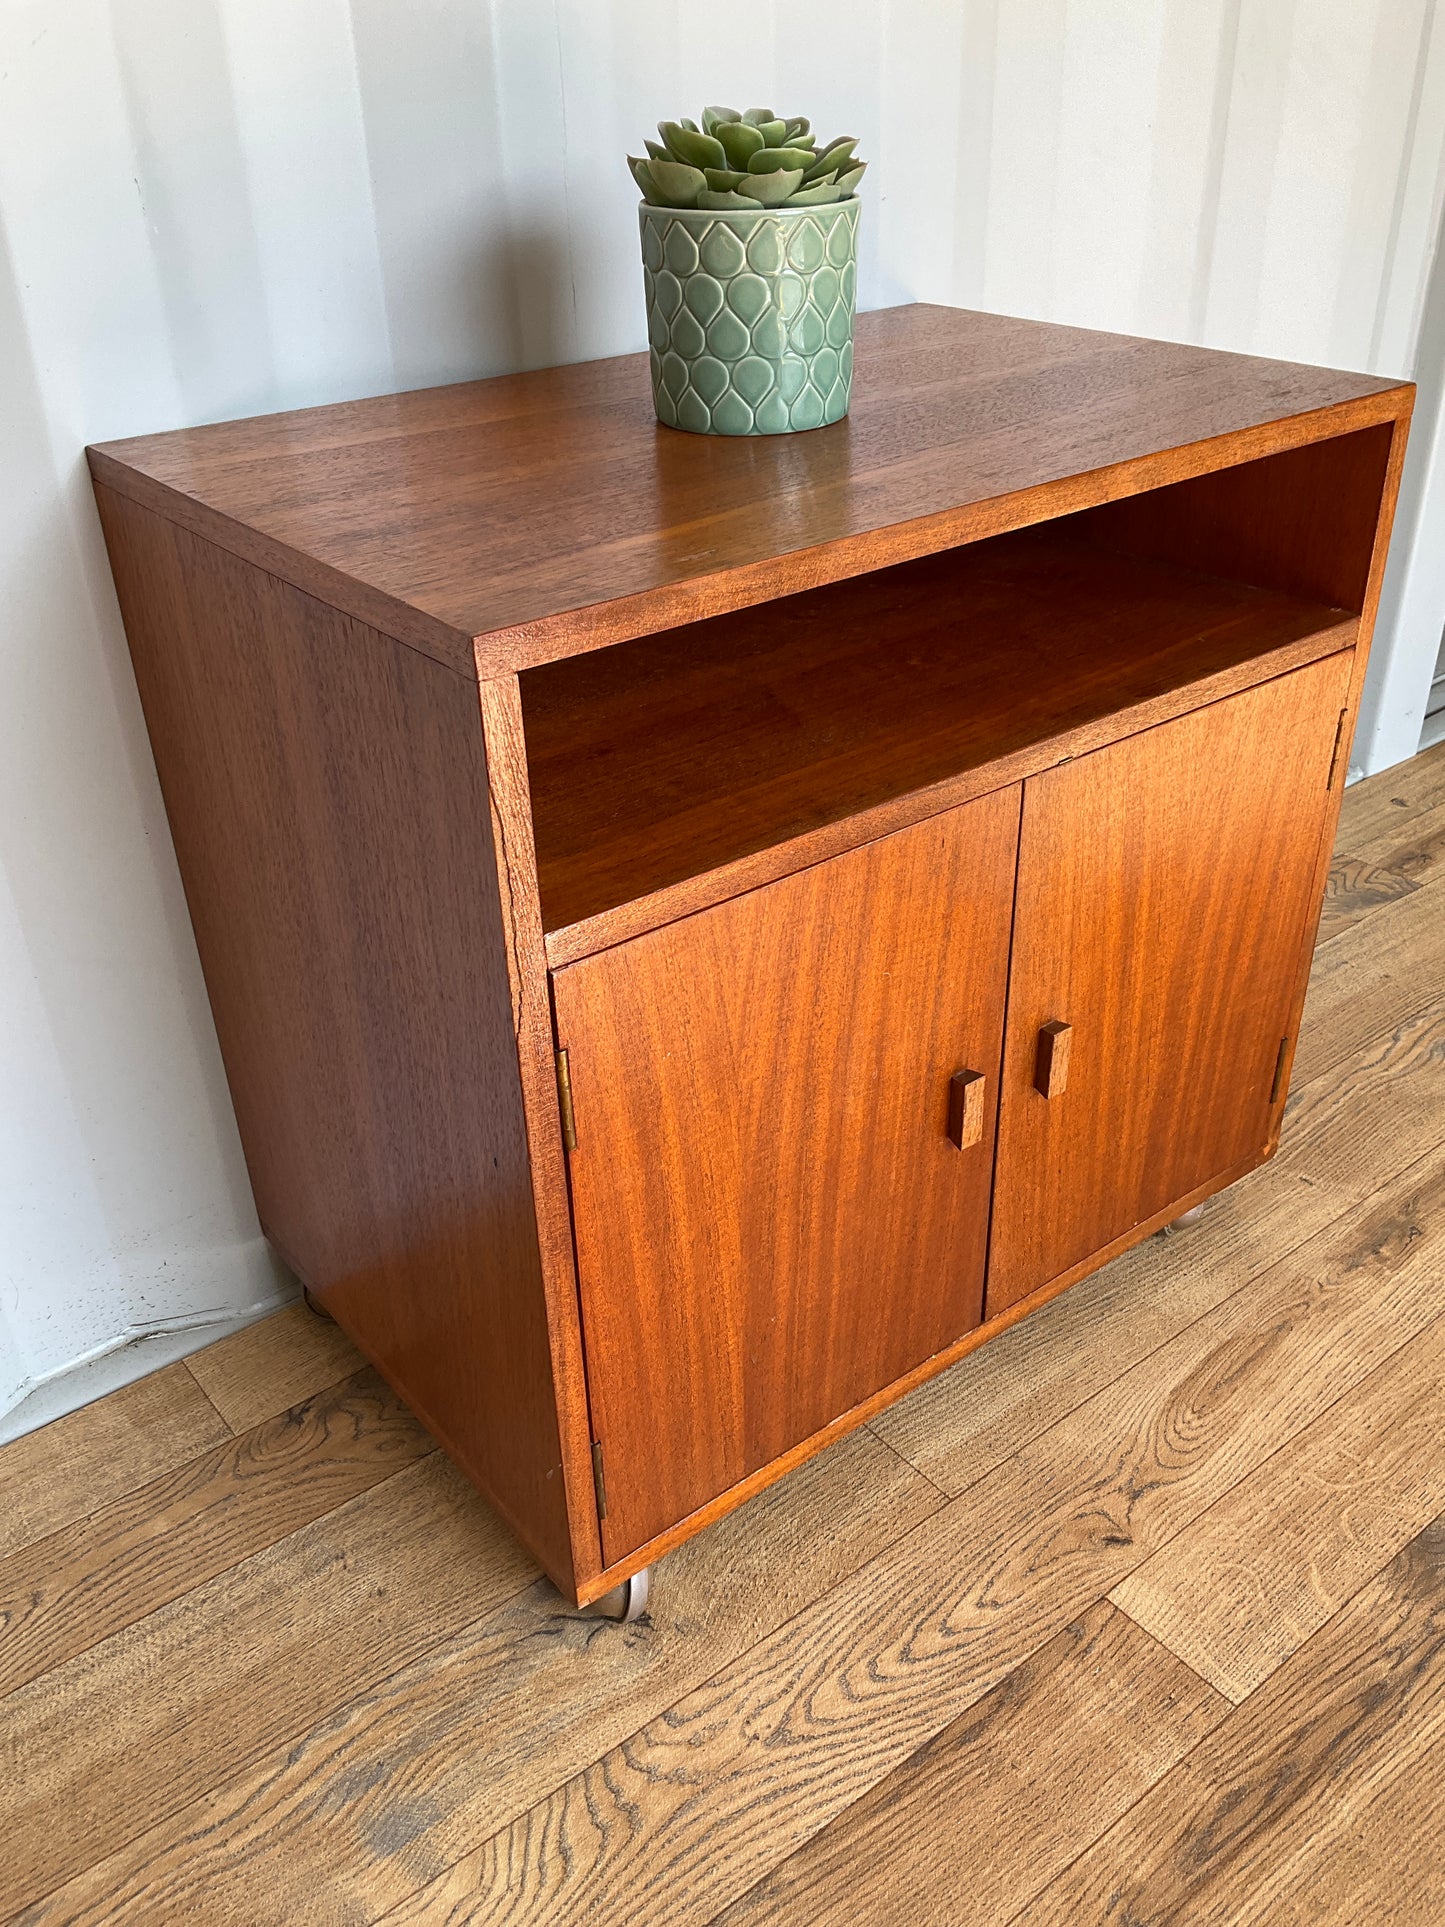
[{"xmin": 94, "ymin": 484, "xmax": 581, "ymax": 1592}]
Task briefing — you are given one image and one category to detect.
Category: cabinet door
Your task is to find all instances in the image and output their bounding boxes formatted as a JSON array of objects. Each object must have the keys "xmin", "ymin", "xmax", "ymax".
[
  {"xmin": 553, "ymin": 788, "xmax": 1021, "ymax": 1562},
  {"xmin": 987, "ymin": 650, "xmax": 1353, "ymax": 1317}
]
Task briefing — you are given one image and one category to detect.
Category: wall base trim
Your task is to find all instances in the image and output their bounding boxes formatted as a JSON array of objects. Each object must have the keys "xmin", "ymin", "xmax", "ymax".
[{"xmin": 0, "ymin": 1290, "xmax": 296, "ymax": 1446}]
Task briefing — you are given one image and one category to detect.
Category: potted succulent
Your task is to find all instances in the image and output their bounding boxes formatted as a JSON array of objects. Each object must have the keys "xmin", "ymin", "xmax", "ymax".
[{"xmin": 629, "ymin": 106, "xmax": 866, "ymax": 435}]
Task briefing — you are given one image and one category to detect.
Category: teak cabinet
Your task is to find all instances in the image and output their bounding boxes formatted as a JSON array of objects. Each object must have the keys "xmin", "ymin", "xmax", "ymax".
[{"xmin": 88, "ymin": 306, "xmax": 1412, "ymax": 1609}]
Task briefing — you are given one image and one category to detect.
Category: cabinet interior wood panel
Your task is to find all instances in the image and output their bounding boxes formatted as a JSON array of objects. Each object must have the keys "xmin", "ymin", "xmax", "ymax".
[
  {"xmin": 522, "ymin": 525, "xmax": 1354, "ymax": 958},
  {"xmin": 986, "ymin": 652, "xmax": 1356, "ymax": 1318},
  {"xmin": 554, "ymin": 790, "xmax": 1021, "ymax": 1562}
]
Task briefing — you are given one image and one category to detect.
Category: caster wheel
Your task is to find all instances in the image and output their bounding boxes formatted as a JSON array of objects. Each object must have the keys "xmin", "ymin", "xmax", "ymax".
[
  {"xmin": 585, "ymin": 1567, "xmax": 650, "ymax": 1623},
  {"xmin": 1165, "ymin": 1204, "xmax": 1206, "ymax": 1232},
  {"xmin": 301, "ymin": 1285, "xmax": 335, "ymax": 1322}
]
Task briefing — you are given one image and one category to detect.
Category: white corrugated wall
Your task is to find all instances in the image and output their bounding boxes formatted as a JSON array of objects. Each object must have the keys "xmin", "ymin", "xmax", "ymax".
[{"xmin": 3, "ymin": 0, "xmax": 1444, "ymax": 1429}]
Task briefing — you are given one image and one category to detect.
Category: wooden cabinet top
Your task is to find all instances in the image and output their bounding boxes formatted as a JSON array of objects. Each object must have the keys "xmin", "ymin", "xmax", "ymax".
[{"xmin": 88, "ymin": 303, "xmax": 1410, "ymax": 679}]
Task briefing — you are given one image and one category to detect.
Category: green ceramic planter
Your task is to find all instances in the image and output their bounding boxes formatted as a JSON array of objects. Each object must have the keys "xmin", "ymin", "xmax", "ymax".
[{"xmin": 640, "ymin": 197, "xmax": 859, "ymax": 435}]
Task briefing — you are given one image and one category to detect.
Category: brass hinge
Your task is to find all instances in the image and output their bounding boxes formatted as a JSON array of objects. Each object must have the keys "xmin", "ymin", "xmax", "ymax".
[
  {"xmin": 1270, "ymin": 1035, "xmax": 1291, "ymax": 1104},
  {"xmin": 555, "ymin": 1047, "xmax": 577, "ymax": 1152},
  {"xmin": 591, "ymin": 1440, "xmax": 608, "ymax": 1520},
  {"xmin": 1327, "ymin": 708, "xmax": 1348, "ymax": 789}
]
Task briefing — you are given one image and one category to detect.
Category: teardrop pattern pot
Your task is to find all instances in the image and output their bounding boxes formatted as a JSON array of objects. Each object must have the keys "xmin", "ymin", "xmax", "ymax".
[{"xmin": 639, "ymin": 198, "xmax": 859, "ymax": 435}]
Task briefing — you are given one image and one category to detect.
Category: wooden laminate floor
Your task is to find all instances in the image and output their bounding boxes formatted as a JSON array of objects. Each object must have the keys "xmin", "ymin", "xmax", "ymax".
[{"xmin": 3, "ymin": 741, "xmax": 1444, "ymax": 1926}]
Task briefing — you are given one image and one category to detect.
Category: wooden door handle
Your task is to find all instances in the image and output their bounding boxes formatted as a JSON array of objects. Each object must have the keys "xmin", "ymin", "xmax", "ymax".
[
  {"xmin": 947, "ymin": 1068, "xmax": 986, "ymax": 1148},
  {"xmin": 1034, "ymin": 1020, "xmax": 1072, "ymax": 1098}
]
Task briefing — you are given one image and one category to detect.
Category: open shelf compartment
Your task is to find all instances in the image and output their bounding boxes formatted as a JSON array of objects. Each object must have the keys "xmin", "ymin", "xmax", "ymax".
[{"xmin": 520, "ymin": 431, "xmax": 1384, "ymax": 964}]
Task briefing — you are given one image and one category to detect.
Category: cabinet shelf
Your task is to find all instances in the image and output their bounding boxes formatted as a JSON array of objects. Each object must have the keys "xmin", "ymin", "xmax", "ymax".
[{"xmin": 522, "ymin": 523, "xmax": 1355, "ymax": 961}]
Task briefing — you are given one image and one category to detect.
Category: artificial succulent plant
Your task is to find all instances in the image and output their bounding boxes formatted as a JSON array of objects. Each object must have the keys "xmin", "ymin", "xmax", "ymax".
[{"xmin": 629, "ymin": 105, "xmax": 867, "ymax": 211}]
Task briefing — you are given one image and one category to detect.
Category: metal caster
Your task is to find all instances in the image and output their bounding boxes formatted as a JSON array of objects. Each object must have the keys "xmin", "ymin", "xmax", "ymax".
[
  {"xmin": 301, "ymin": 1285, "xmax": 335, "ymax": 1322},
  {"xmin": 585, "ymin": 1567, "xmax": 650, "ymax": 1623},
  {"xmin": 1164, "ymin": 1204, "xmax": 1206, "ymax": 1232}
]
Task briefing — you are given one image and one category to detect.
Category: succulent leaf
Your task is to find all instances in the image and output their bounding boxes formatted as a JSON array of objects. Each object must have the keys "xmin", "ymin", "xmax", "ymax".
[
  {"xmin": 660, "ymin": 121, "xmax": 726, "ymax": 170},
  {"xmin": 748, "ymin": 146, "xmax": 814, "ymax": 174},
  {"xmin": 640, "ymin": 157, "xmax": 709, "ymax": 206},
  {"xmin": 717, "ymin": 120, "xmax": 765, "ymax": 168},
  {"xmin": 630, "ymin": 108, "xmax": 869, "ymax": 207},
  {"xmin": 806, "ymin": 138, "xmax": 858, "ymax": 180},
  {"xmin": 736, "ymin": 167, "xmax": 806, "ymax": 205},
  {"xmin": 784, "ymin": 180, "xmax": 845, "ymax": 205}
]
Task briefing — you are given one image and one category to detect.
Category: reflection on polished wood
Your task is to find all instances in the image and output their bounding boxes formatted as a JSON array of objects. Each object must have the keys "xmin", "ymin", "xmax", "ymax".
[{"xmin": 89, "ymin": 304, "xmax": 1405, "ymax": 674}]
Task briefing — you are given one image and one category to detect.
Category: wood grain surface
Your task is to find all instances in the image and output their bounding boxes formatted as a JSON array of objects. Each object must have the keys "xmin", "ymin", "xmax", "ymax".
[
  {"xmin": 713, "ymin": 1601, "xmax": 1227, "ymax": 1927},
  {"xmin": 553, "ymin": 789, "xmax": 1020, "ymax": 1561},
  {"xmin": 1263, "ymin": 1744, "xmax": 1445, "ymax": 1925},
  {"xmin": 874, "ymin": 991, "xmax": 1445, "ymax": 1497},
  {"xmin": 1336, "ymin": 735, "xmax": 1445, "ymax": 846},
  {"xmin": 87, "ymin": 304, "xmax": 1410, "ymax": 676},
  {"xmin": 4, "ymin": 746, "xmax": 1443, "ymax": 1927},
  {"xmin": 476, "ymin": 676, "xmax": 605, "ymax": 1588},
  {"xmin": 0, "ymin": 1365, "xmax": 230, "ymax": 1563},
  {"xmin": 0, "ymin": 1455, "xmax": 536, "ymax": 1918},
  {"xmin": 93, "ymin": 485, "xmax": 589, "ymax": 1596},
  {"xmin": 0, "ymin": 1369, "xmax": 433, "ymax": 1698},
  {"xmin": 183, "ymin": 1302, "xmax": 363, "ymax": 1432},
  {"xmin": 16, "ymin": 1428, "xmax": 941, "ymax": 1927},
  {"xmin": 523, "ymin": 521, "xmax": 1354, "ymax": 953},
  {"xmin": 383, "ymin": 1130, "xmax": 1445, "ymax": 1924},
  {"xmin": 1321, "ymin": 764, "xmax": 1445, "ymax": 943},
  {"xmin": 1018, "ymin": 1516, "xmax": 1445, "ymax": 1926},
  {"xmin": 1112, "ymin": 1310, "xmax": 1445, "ymax": 1702},
  {"xmin": 1294, "ymin": 871, "xmax": 1445, "ymax": 1086},
  {"xmin": 1073, "ymin": 420, "xmax": 1396, "ymax": 615},
  {"xmin": 987, "ymin": 651, "xmax": 1353, "ymax": 1315}
]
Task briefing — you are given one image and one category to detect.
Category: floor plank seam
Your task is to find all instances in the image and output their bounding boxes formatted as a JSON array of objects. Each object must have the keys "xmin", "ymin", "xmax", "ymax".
[
  {"xmin": 1099, "ymin": 1293, "xmax": 1445, "ymax": 1676},
  {"xmin": 17, "ymin": 1467, "xmax": 955, "ymax": 1922},
  {"xmin": 0, "ymin": 1454, "xmax": 494, "ymax": 1913},
  {"xmin": 11, "ymin": 1562, "xmax": 552, "ymax": 1925},
  {"xmin": 384, "ymin": 1611, "xmax": 1091, "ymax": 1927},
  {"xmin": 368, "ymin": 1500, "xmax": 1080, "ymax": 1927},
  {"xmin": 1016, "ymin": 1497, "xmax": 1445, "ymax": 1924},
  {"xmin": 933, "ymin": 1128, "xmax": 1442, "ymax": 1513},
  {"xmin": 1133, "ymin": 1464, "xmax": 1445, "ymax": 1723},
  {"xmin": 689, "ymin": 1598, "xmax": 1233, "ymax": 1927},
  {"xmin": 178, "ymin": 1360, "xmax": 239, "ymax": 1438},
  {"xmin": 861, "ymin": 1419, "xmax": 952, "ymax": 1502},
  {"xmin": 991, "ymin": 1630, "xmax": 1236, "ymax": 1927},
  {"xmin": 0, "ymin": 1368, "xmax": 440, "ymax": 1658},
  {"xmin": 1102, "ymin": 1595, "xmax": 1240, "ymax": 1703}
]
